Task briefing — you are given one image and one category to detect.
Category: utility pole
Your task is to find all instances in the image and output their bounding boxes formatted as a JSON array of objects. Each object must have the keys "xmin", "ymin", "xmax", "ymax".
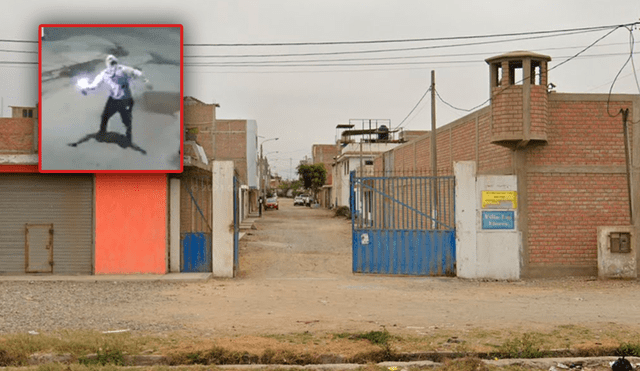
[
  {"xmin": 431, "ymin": 70, "xmax": 438, "ymax": 227},
  {"xmin": 622, "ymin": 108, "xmax": 633, "ymax": 223}
]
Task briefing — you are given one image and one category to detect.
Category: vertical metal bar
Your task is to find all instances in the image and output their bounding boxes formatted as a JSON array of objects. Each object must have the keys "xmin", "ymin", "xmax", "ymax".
[
  {"xmin": 401, "ymin": 177, "xmax": 405, "ymax": 230},
  {"xmin": 412, "ymin": 177, "xmax": 415, "ymax": 231},
  {"xmin": 419, "ymin": 177, "xmax": 423, "ymax": 230}
]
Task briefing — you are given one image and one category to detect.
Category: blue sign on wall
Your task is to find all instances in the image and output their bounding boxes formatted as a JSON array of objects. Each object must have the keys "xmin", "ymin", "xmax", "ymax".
[{"xmin": 482, "ymin": 211, "xmax": 515, "ymax": 230}]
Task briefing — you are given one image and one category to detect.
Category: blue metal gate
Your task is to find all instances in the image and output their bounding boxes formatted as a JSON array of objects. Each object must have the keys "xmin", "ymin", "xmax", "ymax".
[{"xmin": 350, "ymin": 171, "xmax": 455, "ymax": 276}]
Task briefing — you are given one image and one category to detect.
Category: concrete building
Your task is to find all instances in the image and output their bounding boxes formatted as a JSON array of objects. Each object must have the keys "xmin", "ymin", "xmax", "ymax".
[
  {"xmin": 312, "ymin": 144, "xmax": 338, "ymax": 208},
  {"xmin": 0, "ymin": 107, "xmax": 171, "ymax": 275},
  {"xmin": 214, "ymin": 119, "xmax": 259, "ymax": 217},
  {"xmin": 333, "ymin": 141, "xmax": 401, "ymax": 208},
  {"xmin": 372, "ymin": 51, "xmax": 640, "ymax": 278}
]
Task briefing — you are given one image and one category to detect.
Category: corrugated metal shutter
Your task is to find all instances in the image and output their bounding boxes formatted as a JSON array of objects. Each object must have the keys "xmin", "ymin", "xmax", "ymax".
[{"xmin": 0, "ymin": 174, "xmax": 93, "ymax": 274}]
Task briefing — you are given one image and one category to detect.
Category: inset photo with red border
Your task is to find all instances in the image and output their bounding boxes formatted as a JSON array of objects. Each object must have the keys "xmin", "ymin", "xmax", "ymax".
[{"xmin": 39, "ymin": 24, "xmax": 183, "ymax": 172}]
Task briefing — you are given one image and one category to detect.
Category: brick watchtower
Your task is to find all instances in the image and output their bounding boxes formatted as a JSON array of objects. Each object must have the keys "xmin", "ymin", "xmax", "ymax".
[{"xmin": 485, "ymin": 51, "xmax": 551, "ymax": 148}]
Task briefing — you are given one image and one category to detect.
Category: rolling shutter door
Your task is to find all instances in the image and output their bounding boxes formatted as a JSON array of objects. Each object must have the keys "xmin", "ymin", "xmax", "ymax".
[{"xmin": 0, "ymin": 174, "xmax": 93, "ymax": 274}]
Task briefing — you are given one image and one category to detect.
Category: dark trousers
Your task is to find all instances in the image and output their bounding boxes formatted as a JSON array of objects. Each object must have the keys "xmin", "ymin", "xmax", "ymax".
[{"xmin": 100, "ymin": 97, "xmax": 134, "ymax": 140}]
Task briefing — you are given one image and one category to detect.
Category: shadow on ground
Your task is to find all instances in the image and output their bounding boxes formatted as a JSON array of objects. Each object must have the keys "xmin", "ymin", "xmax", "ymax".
[{"xmin": 68, "ymin": 131, "xmax": 147, "ymax": 155}]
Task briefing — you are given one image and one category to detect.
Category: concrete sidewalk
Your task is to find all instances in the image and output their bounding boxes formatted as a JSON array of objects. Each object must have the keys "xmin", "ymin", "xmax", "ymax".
[{"xmin": 0, "ymin": 273, "xmax": 212, "ymax": 282}]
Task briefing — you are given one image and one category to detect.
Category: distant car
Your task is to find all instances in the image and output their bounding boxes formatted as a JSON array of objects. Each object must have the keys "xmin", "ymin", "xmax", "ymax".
[
  {"xmin": 265, "ymin": 197, "xmax": 279, "ymax": 210},
  {"xmin": 294, "ymin": 195, "xmax": 306, "ymax": 206}
]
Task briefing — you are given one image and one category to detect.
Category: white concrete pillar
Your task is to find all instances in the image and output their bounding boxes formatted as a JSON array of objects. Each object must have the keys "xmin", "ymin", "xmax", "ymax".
[
  {"xmin": 169, "ymin": 178, "xmax": 181, "ymax": 272},
  {"xmin": 454, "ymin": 161, "xmax": 477, "ymax": 279},
  {"xmin": 212, "ymin": 161, "xmax": 235, "ymax": 277}
]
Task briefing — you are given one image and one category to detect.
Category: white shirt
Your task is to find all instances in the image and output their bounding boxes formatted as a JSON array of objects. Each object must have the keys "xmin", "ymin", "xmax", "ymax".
[{"xmin": 86, "ymin": 65, "xmax": 143, "ymax": 100}]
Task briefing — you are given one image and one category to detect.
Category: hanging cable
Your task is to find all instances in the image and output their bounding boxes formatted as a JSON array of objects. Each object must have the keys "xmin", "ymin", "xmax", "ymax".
[
  {"xmin": 184, "ymin": 23, "xmax": 627, "ymax": 47},
  {"xmin": 394, "ymin": 86, "xmax": 431, "ymax": 130},
  {"xmin": 607, "ymin": 26, "xmax": 636, "ymax": 117}
]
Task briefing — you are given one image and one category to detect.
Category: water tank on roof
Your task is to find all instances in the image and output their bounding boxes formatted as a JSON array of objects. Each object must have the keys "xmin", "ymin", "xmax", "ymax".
[{"xmin": 378, "ymin": 125, "xmax": 389, "ymax": 141}]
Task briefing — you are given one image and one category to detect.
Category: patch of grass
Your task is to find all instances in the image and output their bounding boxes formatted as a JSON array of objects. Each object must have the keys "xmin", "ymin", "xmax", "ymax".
[
  {"xmin": 169, "ymin": 346, "xmax": 256, "ymax": 365},
  {"xmin": 616, "ymin": 342, "xmax": 640, "ymax": 357},
  {"xmin": 334, "ymin": 206, "xmax": 350, "ymax": 218},
  {"xmin": 440, "ymin": 357, "xmax": 489, "ymax": 371},
  {"xmin": 263, "ymin": 331, "xmax": 316, "ymax": 345},
  {"xmin": 333, "ymin": 329, "xmax": 392, "ymax": 346},
  {"xmin": 497, "ymin": 332, "xmax": 548, "ymax": 359},
  {"xmin": 78, "ymin": 348, "xmax": 125, "ymax": 366},
  {"xmin": 0, "ymin": 330, "xmax": 161, "ymax": 367}
]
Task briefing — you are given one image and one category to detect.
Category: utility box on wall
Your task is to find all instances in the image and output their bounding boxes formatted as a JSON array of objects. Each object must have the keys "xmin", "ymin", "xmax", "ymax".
[{"xmin": 597, "ymin": 226, "xmax": 635, "ymax": 279}]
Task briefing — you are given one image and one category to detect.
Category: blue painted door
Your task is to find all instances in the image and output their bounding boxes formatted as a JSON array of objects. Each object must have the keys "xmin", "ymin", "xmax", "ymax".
[
  {"xmin": 181, "ymin": 176, "xmax": 213, "ymax": 273},
  {"xmin": 181, "ymin": 232, "xmax": 212, "ymax": 272},
  {"xmin": 350, "ymin": 172, "xmax": 456, "ymax": 276}
]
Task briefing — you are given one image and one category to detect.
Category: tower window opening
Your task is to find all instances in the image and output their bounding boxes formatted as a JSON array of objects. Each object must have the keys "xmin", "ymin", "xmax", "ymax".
[
  {"xmin": 509, "ymin": 61, "xmax": 523, "ymax": 85},
  {"xmin": 531, "ymin": 61, "xmax": 542, "ymax": 85},
  {"xmin": 491, "ymin": 63, "xmax": 503, "ymax": 87}
]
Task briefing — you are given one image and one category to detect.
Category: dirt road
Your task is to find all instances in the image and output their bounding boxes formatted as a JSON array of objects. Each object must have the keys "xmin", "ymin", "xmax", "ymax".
[{"xmin": 150, "ymin": 198, "xmax": 640, "ymax": 340}]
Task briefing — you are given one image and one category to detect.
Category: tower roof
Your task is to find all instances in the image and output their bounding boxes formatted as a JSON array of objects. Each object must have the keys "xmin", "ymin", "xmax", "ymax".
[{"xmin": 485, "ymin": 50, "xmax": 551, "ymax": 64}]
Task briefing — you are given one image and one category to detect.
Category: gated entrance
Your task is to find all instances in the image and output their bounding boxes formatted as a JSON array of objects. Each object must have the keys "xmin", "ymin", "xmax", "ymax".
[{"xmin": 350, "ymin": 171, "xmax": 456, "ymax": 276}]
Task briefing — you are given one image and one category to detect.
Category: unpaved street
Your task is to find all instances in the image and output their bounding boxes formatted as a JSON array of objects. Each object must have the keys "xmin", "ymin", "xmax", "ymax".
[
  {"xmin": 157, "ymin": 198, "xmax": 640, "ymax": 338},
  {"xmin": 2, "ymin": 198, "xmax": 640, "ymax": 341}
]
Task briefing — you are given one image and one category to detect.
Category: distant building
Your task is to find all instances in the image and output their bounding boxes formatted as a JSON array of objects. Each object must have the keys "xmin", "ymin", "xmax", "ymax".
[{"xmin": 312, "ymin": 144, "xmax": 338, "ymax": 207}]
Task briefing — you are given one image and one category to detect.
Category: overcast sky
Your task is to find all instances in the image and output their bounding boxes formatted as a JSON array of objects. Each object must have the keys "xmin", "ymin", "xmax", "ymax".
[{"xmin": 2, "ymin": 1, "xmax": 640, "ymax": 179}]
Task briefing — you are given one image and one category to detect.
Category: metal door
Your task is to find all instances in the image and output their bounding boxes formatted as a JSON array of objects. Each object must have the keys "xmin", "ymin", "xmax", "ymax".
[
  {"xmin": 181, "ymin": 175, "xmax": 212, "ymax": 273},
  {"xmin": 0, "ymin": 174, "xmax": 93, "ymax": 275},
  {"xmin": 350, "ymin": 171, "xmax": 456, "ymax": 276},
  {"xmin": 25, "ymin": 224, "xmax": 54, "ymax": 273}
]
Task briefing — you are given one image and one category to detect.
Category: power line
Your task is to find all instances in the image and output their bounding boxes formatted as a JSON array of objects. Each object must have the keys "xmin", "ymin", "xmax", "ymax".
[
  {"xmin": 0, "ymin": 61, "xmax": 37, "ymax": 64},
  {"xmin": 184, "ymin": 52, "xmax": 632, "ymax": 68},
  {"xmin": 0, "ymin": 49, "xmax": 37, "ymax": 54},
  {"xmin": 184, "ymin": 23, "xmax": 627, "ymax": 47},
  {"xmin": 607, "ymin": 26, "xmax": 637, "ymax": 118},
  {"xmin": 432, "ymin": 25, "xmax": 627, "ymax": 115},
  {"xmin": 184, "ymin": 29, "xmax": 604, "ymax": 58},
  {"xmin": 394, "ymin": 86, "xmax": 431, "ymax": 131},
  {"xmin": 0, "ymin": 39, "xmax": 38, "ymax": 44}
]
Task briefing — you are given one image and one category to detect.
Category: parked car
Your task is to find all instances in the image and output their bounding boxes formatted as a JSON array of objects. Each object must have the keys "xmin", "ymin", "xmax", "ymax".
[
  {"xmin": 265, "ymin": 197, "xmax": 279, "ymax": 210},
  {"xmin": 294, "ymin": 194, "xmax": 306, "ymax": 206}
]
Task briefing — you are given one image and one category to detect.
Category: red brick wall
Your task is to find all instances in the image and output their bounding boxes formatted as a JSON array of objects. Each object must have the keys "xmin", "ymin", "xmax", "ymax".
[
  {"xmin": 0, "ymin": 118, "xmax": 35, "ymax": 153},
  {"xmin": 529, "ymin": 99, "xmax": 630, "ymax": 166},
  {"xmin": 380, "ymin": 108, "xmax": 511, "ymax": 176},
  {"xmin": 491, "ymin": 86, "xmax": 524, "ymax": 140},
  {"xmin": 526, "ymin": 97, "xmax": 633, "ymax": 270},
  {"xmin": 312, "ymin": 144, "xmax": 338, "ymax": 185},
  {"xmin": 527, "ymin": 173, "xmax": 629, "ymax": 266},
  {"xmin": 184, "ymin": 101, "xmax": 216, "ymax": 161},
  {"xmin": 214, "ymin": 120, "xmax": 248, "ymax": 184},
  {"xmin": 530, "ymin": 85, "xmax": 548, "ymax": 138}
]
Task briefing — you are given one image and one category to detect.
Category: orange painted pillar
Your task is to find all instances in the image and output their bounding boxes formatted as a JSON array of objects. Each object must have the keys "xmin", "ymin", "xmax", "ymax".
[{"xmin": 95, "ymin": 173, "xmax": 167, "ymax": 274}]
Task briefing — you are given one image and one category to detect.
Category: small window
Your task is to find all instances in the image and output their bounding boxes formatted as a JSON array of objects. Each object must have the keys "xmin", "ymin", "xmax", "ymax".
[
  {"xmin": 22, "ymin": 109, "xmax": 27, "ymax": 117},
  {"xmin": 28, "ymin": 110, "xmax": 33, "ymax": 118},
  {"xmin": 491, "ymin": 63, "xmax": 502, "ymax": 87},
  {"xmin": 365, "ymin": 160, "xmax": 374, "ymax": 166},
  {"xmin": 531, "ymin": 61, "xmax": 542, "ymax": 85},
  {"xmin": 509, "ymin": 61, "xmax": 523, "ymax": 85}
]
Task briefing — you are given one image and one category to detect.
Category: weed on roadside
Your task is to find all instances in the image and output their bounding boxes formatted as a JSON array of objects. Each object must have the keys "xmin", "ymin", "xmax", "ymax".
[
  {"xmin": 616, "ymin": 342, "xmax": 640, "ymax": 357},
  {"xmin": 169, "ymin": 346, "xmax": 255, "ymax": 365},
  {"xmin": 78, "ymin": 348, "xmax": 125, "ymax": 366},
  {"xmin": 333, "ymin": 329, "xmax": 392, "ymax": 346},
  {"xmin": 497, "ymin": 332, "xmax": 548, "ymax": 359}
]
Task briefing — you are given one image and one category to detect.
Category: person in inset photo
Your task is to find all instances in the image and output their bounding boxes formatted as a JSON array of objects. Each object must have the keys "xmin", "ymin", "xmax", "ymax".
[{"xmin": 80, "ymin": 54, "xmax": 149, "ymax": 144}]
